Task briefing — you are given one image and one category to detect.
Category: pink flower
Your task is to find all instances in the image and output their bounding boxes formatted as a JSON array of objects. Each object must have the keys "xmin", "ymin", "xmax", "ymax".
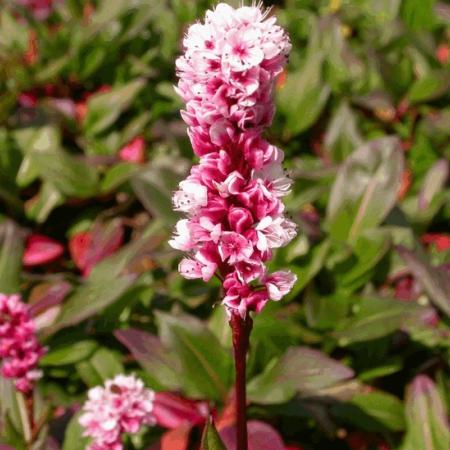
[
  {"xmin": 23, "ymin": 234, "xmax": 64, "ymax": 267},
  {"xmin": 264, "ymin": 271, "xmax": 297, "ymax": 301},
  {"xmin": 170, "ymin": 3, "xmax": 296, "ymax": 316},
  {"xmin": 0, "ymin": 294, "xmax": 46, "ymax": 393},
  {"xmin": 118, "ymin": 137, "xmax": 146, "ymax": 164},
  {"xmin": 218, "ymin": 232, "xmax": 253, "ymax": 264},
  {"xmin": 79, "ymin": 374, "xmax": 155, "ymax": 450}
]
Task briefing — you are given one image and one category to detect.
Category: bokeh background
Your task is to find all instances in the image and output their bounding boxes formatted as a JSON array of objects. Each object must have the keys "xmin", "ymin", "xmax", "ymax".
[{"xmin": 0, "ymin": 0, "xmax": 449, "ymax": 449}]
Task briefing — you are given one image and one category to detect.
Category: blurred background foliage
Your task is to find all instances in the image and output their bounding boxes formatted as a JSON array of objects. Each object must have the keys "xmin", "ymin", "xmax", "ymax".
[{"xmin": 0, "ymin": 0, "xmax": 449, "ymax": 449}]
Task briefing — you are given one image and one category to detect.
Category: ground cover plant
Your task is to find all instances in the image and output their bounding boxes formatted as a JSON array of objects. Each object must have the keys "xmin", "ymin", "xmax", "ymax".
[{"xmin": 0, "ymin": 0, "xmax": 449, "ymax": 449}]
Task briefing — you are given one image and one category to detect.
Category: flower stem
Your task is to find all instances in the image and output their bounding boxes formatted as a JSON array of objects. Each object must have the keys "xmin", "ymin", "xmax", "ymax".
[{"xmin": 230, "ymin": 313, "xmax": 253, "ymax": 450}]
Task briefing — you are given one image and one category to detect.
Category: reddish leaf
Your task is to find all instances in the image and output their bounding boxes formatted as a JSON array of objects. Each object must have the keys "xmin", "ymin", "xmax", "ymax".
[
  {"xmin": 69, "ymin": 220, "xmax": 124, "ymax": 276},
  {"xmin": 28, "ymin": 281, "xmax": 72, "ymax": 317},
  {"xmin": 153, "ymin": 392, "xmax": 208, "ymax": 429},
  {"xmin": 160, "ymin": 424, "xmax": 192, "ymax": 450},
  {"xmin": 23, "ymin": 234, "xmax": 64, "ymax": 266},
  {"xmin": 119, "ymin": 136, "xmax": 146, "ymax": 164},
  {"xmin": 220, "ymin": 421, "xmax": 285, "ymax": 450},
  {"xmin": 215, "ymin": 393, "xmax": 236, "ymax": 431}
]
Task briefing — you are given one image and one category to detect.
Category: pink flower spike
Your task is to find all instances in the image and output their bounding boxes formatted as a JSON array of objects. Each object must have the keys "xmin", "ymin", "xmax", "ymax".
[
  {"xmin": 79, "ymin": 374, "xmax": 155, "ymax": 450},
  {"xmin": 171, "ymin": 1, "xmax": 295, "ymax": 316},
  {"xmin": 23, "ymin": 234, "xmax": 64, "ymax": 267},
  {"xmin": 0, "ymin": 294, "xmax": 46, "ymax": 393}
]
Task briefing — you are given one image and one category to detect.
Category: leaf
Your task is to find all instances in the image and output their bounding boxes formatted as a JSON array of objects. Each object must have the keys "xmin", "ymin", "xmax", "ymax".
[
  {"xmin": 418, "ymin": 159, "xmax": 449, "ymax": 210},
  {"xmin": 50, "ymin": 274, "xmax": 135, "ymax": 333},
  {"xmin": 201, "ymin": 419, "xmax": 226, "ymax": 450},
  {"xmin": 277, "ymin": 52, "xmax": 330, "ymax": 136},
  {"xmin": 332, "ymin": 296, "xmax": 432, "ymax": 345},
  {"xmin": 101, "ymin": 163, "xmax": 139, "ymax": 193},
  {"xmin": 331, "ymin": 391, "xmax": 405, "ymax": 432},
  {"xmin": 401, "ymin": 0, "xmax": 436, "ymax": 30},
  {"xmin": 324, "ymin": 101, "xmax": 363, "ymax": 162},
  {"xmin": 397, "ymin": 246, "xmax": 450, "ymax": 316},
  {"xmin": 31, "ymin": 151, "xmax": 98, "ymax": 198},
  {"xmin": 247, "ymin": 347, "xmax": 354, "ymax": 404},
  {"xmin": 153, "ymin": 392, "xmax": 207, "ymax": 429},
  {"xmin": 327, "ymin": 137, "xmax": 404, "ymax": 241},
  {"xmin": 62, "ymin": 413, "xmax": 89, "ymax": 450},
  {"xmin": 131, "ymin": 165, "xmax": 181, "ymax": 223},
  {"xmin": 286, "ymin": 239, "xmax": 331, "ymax": 298},
  {"xmin": 84, "ymin": 79, "xmax": 145, "ymax": 136},
  {"xmin": 400, "ymin": 375, "xmax": 450, "ymax": 450},
  {"xmin": 25, "ymin": 182, "xmax": 64, "ymax": 224},
  {"xmin": 114, "ymin": 328, "xmax": 181, "ymax": 391},
  {"xmin": 407, "ymin": 70, "xmax": 450, "ymax": 104},
  {"xmin": 161, "ymin": 425, "xmax": 192, "ymax": 450},
  {"xmin": 220, "ymin": 421, "xmax": 285, "ymax": 450},
  {"xmin": 40, "ymin": 340, "xmax": 98, "ymax": 366},
  {"xmin": 0, "ymin": 221, "xmax": 23, "ymax": 294},
  {"xmin": 157, "ymin": 312, "xmax": 232, "ymax": 401}
]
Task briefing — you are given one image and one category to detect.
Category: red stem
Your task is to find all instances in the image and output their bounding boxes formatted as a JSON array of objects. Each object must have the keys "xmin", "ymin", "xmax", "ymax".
[{"xmin": 230, "ymin": 313, "xmax": 253, "ymax": 450}]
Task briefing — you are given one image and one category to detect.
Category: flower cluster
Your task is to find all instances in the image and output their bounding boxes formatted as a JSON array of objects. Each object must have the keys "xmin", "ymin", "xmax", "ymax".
[
  {"xmin": 0, "ymin": 293, "xmax": 46, "ymax": 393},
  {"xmin": 79, "ymin": 374, "xmax": 155, "ymax": 450},
  {"xmin": 170, "ymin": 2, "xmax": 297, "ymax": 317}
]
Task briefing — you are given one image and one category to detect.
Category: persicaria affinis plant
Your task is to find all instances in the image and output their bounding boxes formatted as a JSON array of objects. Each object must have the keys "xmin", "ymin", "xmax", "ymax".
[{"xmin": 169, "ymin": 2, "xmax": 296, "ymax": 448}]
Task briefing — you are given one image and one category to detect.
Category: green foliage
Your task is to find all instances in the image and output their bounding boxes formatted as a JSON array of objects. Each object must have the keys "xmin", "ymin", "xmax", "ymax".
[{"xmin": 0, "ymin": 0, "xmax": 449, "ymax": 449}]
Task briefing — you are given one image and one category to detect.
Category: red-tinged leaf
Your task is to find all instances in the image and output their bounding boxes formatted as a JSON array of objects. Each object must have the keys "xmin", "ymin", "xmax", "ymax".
[
  {"xmin": 285, "ymin": 446, "xmax": 305, "ymax": 450},
  {"xmin": 114, "ymin": 328, "xmax": 181, "ymax": 391},
  {"xmin": 118, "ymin": 136, "xmax": 146, "ymax": 163},
  {"xmin": 28, "ymin": 281, "xmax": 72, "ymax": 317},
  {"xmin": 153, "ymin": 392, "xmax": 208, "ymax": 429},
  {"xmin": 69, "ymin": 220, "xmax": 124, "ymax": 276},
  {"xmin": 220, "ymin": 421, "xmax": 285, "ymax": 450},
  {"xmin": 397, "ymin": 245, "xmax": 450, "ymax": 316},
  {"xmin": 68, "ymin": 230, "xmax": 90, "ymax": 272},
  {"xmin": 215, "ymin": 394, "xmax": 236, "ymax": 431},
  {"xmin": 401, "ymin": 375, "xmax": 450, "ymax": 450},
  {"xmin": 23, "ymin": 234, "xmax": 64, "ymax": 266},
  {"xmin": 160, "ymin": 424, "xmax": 192, "ymax": 450}
]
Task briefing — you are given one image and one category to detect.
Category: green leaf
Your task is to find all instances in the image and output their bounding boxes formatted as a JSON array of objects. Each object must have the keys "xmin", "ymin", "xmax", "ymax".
[
  {"xmin": 40, "ymin": 340, "xmax": 98, "ymax": 366},
  {"xmin": 332, "ymin": 296, "xmax": 432, "ymax": 345},
  {"xmin": 157, "ymin": 312, "xmax": 232, "ymax": 401},
  {"xmin": 201, "ymin": 419, "xmax": 226, "ymax": 450},
  {"xmin": 131, "ymin": 164, "xmax": 181, "ymax": 223},
  {"xmin": 397, "ymin": 246, "xmax": 450, "ymax": 316},
  {"xmin": 286, "ymin": 239, "xmax": 331, "ymax": 298},
  {"xmin": 25, "ymin": 182, "xmax": 64, "ymax": 223},
  {"xmin": 401, "ymin": 0, "xmax": 436, "ymax": 30},
  {"xmin": 407, "ymin": 70, "xmax": 450, "ymax": 104},
  {"xmin": 114, "ymin": 328, "xmax": 181, "ymax": 391},
  {"xmin": 101, "ymin": 162, "xmax": 139, "ymax": 193},
  {"xmin": 84, "ymin": 79, "xmax": 145, "ymax": 136},
  {"xmin": 327, "ymin": 137, "xmax": 404, "ymax": 241},
  {"xmin": 400, "ymin": 375, "xmax": 450, "ymax": 450},
  {"xmin": 0, "ymin": 221, "xmax": 23, "ymax": 294},
  {"xmin": 62, "ymin": 413, "xmax": 89, "ymax": 450},
  {"xmin": 50, "ymin": 274, "xmax": 136, "ymax": 333},
  {"xmin": 31, "ymin": 151, "xmax": 98, "ymax": 198},
  {"xmin": 277, "ymin": 52, "xmax": 330, "ymax": 136},
  {"xmin": 247, "ymin": 347, "xmax": 354, "ymax": 404},
  {"xmin": 331, "ymin": 391, "xmax": 405, "ymax": 432}
]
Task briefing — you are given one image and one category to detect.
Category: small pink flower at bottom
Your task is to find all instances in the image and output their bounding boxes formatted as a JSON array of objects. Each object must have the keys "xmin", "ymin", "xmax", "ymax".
[
  {"xmin": 79, "ymin": 374, "xmax": 155, "ymax": 450},
  {"xmin": 0, "ymin": 294, "xmax": 46, "ymax": 393}
]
